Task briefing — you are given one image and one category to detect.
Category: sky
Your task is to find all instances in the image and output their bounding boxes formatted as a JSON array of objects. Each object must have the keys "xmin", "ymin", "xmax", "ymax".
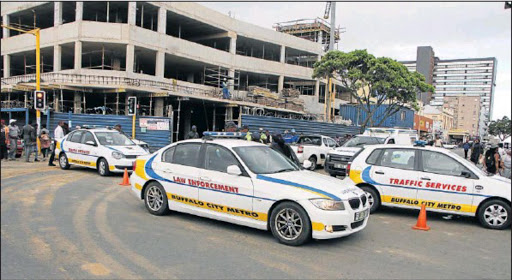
[{"xmin": 201, "ymin": 1, "xmax": 511, "ymax": 120}]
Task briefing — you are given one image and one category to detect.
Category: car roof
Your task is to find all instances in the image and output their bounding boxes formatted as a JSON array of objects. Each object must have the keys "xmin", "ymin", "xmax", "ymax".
[
  {"xmin": 366, "ymin": 144, "xmax": 449, "ymax": 153},
  {"xmin": 78, "ymin": 128, "xmax": 117, "ymax": 133},
  {"xmin": 177, "ymin": 138, "xmax": 268, "ymax": 149}
]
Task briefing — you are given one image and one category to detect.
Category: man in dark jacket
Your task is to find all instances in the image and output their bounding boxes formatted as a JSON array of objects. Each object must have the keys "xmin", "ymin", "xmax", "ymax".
[
  {"xmin": 22, "ymin": 122, "xmax": 39, "ymax": 162},
  {"xmin": 470, "ymin": 139, "xmax": 484, "ymax": 165},
  {"xmin": 186, "ymin": 125, "xmax": 199, "ymax": 139},
  {"xmin": 270, "ymin": 134, "xmax": 301, "ymax": 167}
]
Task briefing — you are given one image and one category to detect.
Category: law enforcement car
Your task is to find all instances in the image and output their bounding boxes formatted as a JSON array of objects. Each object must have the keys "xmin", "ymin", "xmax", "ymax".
[
  {"xmin": 130, "ymin": 134, "xmax": 370, "ymax": 246},
  {"xmin": 54, "ymin": 128, "xmax": 150, "ymax": 176},
  {"xmin": 348, "ymin": 144, "xmax": 511, "ymax": 229}
]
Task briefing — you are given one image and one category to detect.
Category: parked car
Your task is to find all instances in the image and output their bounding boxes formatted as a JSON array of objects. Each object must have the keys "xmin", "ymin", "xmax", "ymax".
[
  {"xmin": 443, "ymin": 142, "xmax": 457, "ymax": 149},
  {"xmin": 290, "ymin": 135, "xmax": 338, "ymax": 170}
]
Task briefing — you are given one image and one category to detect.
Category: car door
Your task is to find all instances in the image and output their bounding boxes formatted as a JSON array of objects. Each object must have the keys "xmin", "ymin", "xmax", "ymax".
[
  {"xmin": 198, "ymin": 144, "xmax": 254, "ymax": 217},
  {"xmin": 79, "ymin": 131, "xmax": 99, "ymax": 167},
  {"xmin": 372, "ymin": 148, "xmax": 420, "ymax": 207},
  {"xmin": 417, "ymin": 150, "xmax": 475, "ymax": 214},
  {"xmin": 152, "ymin": 143, "xmax": 202, "ymax": 210},
  {"xmin": 66, "ymin": 130, "xmax": 85, "ymax": 165}
]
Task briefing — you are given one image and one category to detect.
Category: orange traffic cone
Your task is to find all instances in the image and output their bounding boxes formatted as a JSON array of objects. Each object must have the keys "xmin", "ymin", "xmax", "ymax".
[
  {"xmin": 119, "ymin": 168, "xmax": 130, "ymax": 186},
  {"xmin": 412, "ymin": 204, "xmax": 430, "ymax": 231}
]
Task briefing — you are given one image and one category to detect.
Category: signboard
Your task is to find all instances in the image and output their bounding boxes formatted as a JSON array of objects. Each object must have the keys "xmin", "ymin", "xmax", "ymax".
[{"xmin": 139, "ymin": 118, "xmax": 170, "ymax": 131}]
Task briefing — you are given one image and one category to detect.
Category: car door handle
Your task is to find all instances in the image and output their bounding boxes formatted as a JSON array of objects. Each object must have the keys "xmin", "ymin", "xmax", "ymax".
[
  {"xmin": 421, "ymin": 177, "xmax": 431, "ymax": 181},
  {"xmin": 375, "ymin": 171, "xmax": 385, "ymax": 175},
  {"xmin": 200, "ymin": 176, "xmax": 211, "ymax": 181}
]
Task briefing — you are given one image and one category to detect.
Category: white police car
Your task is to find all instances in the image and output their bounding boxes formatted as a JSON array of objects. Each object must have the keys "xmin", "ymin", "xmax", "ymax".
[
  {"xmin": 55, "ymin": 127, "xmax": 149, "ymax": 176},
  {"xmin": 348, "ymin": 144, "xmax": 511, "ymax": 229},
  {"xmin": 130, "ymin": 133, "xmax": 370, "ymax": 246}
]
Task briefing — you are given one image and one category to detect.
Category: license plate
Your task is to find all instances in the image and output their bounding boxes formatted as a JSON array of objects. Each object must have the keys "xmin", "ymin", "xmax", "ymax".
[
  {"xmin": 354, "ymin": 209, "xmax": 368, "ymax": 222},
  {"xmin": 335, "ymin": 164, "xmax": 347, "ymax": 169}
]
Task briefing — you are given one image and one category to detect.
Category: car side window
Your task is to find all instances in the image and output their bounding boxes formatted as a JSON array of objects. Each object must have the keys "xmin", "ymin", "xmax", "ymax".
[
  {"xmin": 81, "ymin": 132, "xmax": 96, "ymax": 145},
  {"xmin": 205, "ymin": 145, "xmax": 240, "ymax": 173},
  {"xmin": 379, "ymin": 149, "xmax": 416, "ymax": 170},
  {"xmin": 366, "ymin": 149, "xmax": 382, "ymax": 165},
  {"xmin": 172, "ymin": 144, "xmax": 201, "ymax": 167},
  {"xmin": 69, "ymin": 131, "xmax": 83, "ymax": 143},
  {"xmin": 162, "ymin": 146, "xmax": 175, "ymax": 163},
  {"xmin": 387, "ymin": 138, "xmax": 395, "ymax": 144},
  {"xmin": 421, "ymin": 151, "xmax": 469, "ymax": 177}
]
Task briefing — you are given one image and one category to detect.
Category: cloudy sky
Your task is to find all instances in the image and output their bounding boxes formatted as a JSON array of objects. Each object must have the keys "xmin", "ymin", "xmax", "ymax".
[{"xmin": 201, "ymin": 1, "xmax": 511, "ymax": 120}]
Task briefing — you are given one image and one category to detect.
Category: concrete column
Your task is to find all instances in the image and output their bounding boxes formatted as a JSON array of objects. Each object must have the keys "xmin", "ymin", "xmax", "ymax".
[
  {"xmin": 154, "ymin": 97, "xmax": 164, "ymax": 116},
  {"xmin": 228, "ymin": 69, "xmax": 235, "ymax": 92},
  {"xmin": 155, "ymin": 50, "xmax": 165, "ymax": 78},
  {"xmin": 3, "ymin": 15, "xmax": 10, "ymax": 38},
  {"xmin": 314, "ymin": 80, "xmax": 320, "ymax": 98},
  {"xmin": 3, "ymin": 55, "xmax": 11, "ymax": 78},
  {"xmin": 229, "ymin": 35, "xmax": 237, "ymax": 55},
  {"xmin": 54, "ymin": 2, "xmax": 63, "ymax": 26},
  {"xmin": 53, "ymin": 45, "xmax": 61, "ymax": 72},
  {"xmin": 73, "ymin": 92, "xmax": 82, "ymax": 114},
  {"xmin": 280, "ymin": 45, "xmax": 285, "ymax": 63},
  {"xmin": 76, "ymin": 2, "xmax": 83, "ymax": 21},
  {"xmin": 74, "ymin": 41, "xmax": 82, "ymax": 70},
  {"xmin": 186, "ymin": 73, "xmax": 194, "ymax": 83},
  {"xmin": 126, "ymin": 44, "xmax": 135, "ymax": 73},
  {"xmin": 278, "ymin": 75, "xmax": 284, "ymax": 93},
  {"xmin": 157, "ymin": 7, "xmax": 166, "ymax": 33},
  {"xmin": 128, "ymin": 2, "xmax": 137, "ymax": 25}
]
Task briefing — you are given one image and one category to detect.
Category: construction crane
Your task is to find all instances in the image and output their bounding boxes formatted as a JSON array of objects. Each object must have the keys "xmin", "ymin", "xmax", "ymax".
[{"xmin": 324, "ymin": 2, "xmax": 331, "ymax": 19}]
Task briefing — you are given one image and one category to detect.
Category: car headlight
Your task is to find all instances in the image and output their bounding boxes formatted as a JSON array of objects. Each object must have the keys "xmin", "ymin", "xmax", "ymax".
[
  {"xmin": 309, "ymin": 198, "xmax": 345, "ymax": 211},
  {"xmin": 112, "ymin": 151, "xmax": 124, "ymax": 159}
]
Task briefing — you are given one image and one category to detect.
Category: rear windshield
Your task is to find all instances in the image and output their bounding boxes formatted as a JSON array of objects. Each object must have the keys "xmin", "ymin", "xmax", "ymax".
[
  {"xmin": 342, "ymin": 136, "xmax": 380, "ymax": 147},
  {"xmin": 297, "ymin": 136, "xmax": 322, "ymax": 146}
]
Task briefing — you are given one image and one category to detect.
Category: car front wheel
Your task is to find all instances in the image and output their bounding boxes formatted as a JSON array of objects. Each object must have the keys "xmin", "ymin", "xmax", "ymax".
[
  {"xmin": 359, "ymin": 186, "xmax": 380, "ymax": 214},
  {"xmin": 477, "ymin": 200, "xmax": 511, "ymax": 230},
  {"xmin": 144, "ymin": 182, "xmax": 169, "ymax": 216},
  {"xmin": 97, "ymin": 158, "xmax": 110, "ymax": 176},
  {"xmin": 270, "ymin": 202, "xmax": 312, "ymax": 246},
  {"xmin": 59, "ymin": 153, "xmax": 70, "ymax": 170}
]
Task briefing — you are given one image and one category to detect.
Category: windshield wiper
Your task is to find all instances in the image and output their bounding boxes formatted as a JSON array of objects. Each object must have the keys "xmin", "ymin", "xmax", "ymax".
[{"xmin": 274, "ymin": 168, "xmax": 295, "ymax": 173}]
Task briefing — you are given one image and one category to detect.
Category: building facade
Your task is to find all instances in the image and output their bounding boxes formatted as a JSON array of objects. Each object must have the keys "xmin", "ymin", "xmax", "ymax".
[
  {"xmin": 423, "ymin": 104, "xmax": 454, "ymax": 141},
  {"xmin": 400, "ymin": 46, "xmax": 497, "ymax": 137},
  {"xmin": 443, "ymin": 96, "xmax": 481, "ymax": 137}
]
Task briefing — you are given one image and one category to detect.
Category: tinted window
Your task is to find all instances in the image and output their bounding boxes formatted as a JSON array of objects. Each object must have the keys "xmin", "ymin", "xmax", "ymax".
[
  {"xmin": 297, "ymin": 136, "xmax": 321, "ymax": 146},
  {"xmin": 69, "ymin": 131, "xmax": 83, "ymax": 143},
  {"xmin": 342, "ymin": 136, "xmax": 378, "ymax": 147},
  {"xmin": 233, "ymin": 146, "xmax": 299, "ymax": 174},
  {"xmin": 379, "ymin": 149, "xmax": 416, "ymax": 170},
  {"xmin": 422, "ymin": 151, "xmax": 470, "ymax": 177},
  {"xmin": 81, "ymin": 132, "xmax": 96, "ymax": 144},
  {"xmin": 366, "ymin": 149, "xmax": 382, "ymax": 165},
  {"xmin": 95, "ymin": 132, "xmax": 135, "ymax": 146},
  {"xmin": 162, "ymin": 146, "xmax": 175, "ymax": 163},
  {"xmin": 173, "ymin": 144, "xmax": 201, "ymax": 167},
  {"xmin": 205, "ymin": 145, "xmax": 240, "ymax": 173}
]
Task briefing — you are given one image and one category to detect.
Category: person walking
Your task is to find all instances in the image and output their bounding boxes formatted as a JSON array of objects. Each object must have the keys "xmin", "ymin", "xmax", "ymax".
[
  {"xmin": 186, "ymin": 125, "xmax": 200, "ymax": 139},
  {"xmin": 7, "ymin": 119, "xmax": 20, "ymax": 161},
  {"xmin": 39, "ymin": 130, "xmax": 51, "ymax": 160},
  {"xmin": 264, "ymin": 130, "xmax": 273, "ymax": 144},
  {"xmin": 470, "ymin": 139, "xmax": 484, "ymax": 166},
  {"xmin": 22, "ymin": 122, "xmax": 39, "ymax": 162},
  {"xmin": 434, "ymin": 136, "xmax": 443, "ymax": 147},
  {"xmin": 240, "ymin": 125, "xmax": 252, "ymax": 141},
  {"xmin": 258, "ymin": 128, "xmax": 267, "ymax": 144},
  {"xmin": 48, "ymin": 121, "xmax": 65, "ymax": 166},
  {"xmin": 0, "ymin": 120, "xmax": 8, "ymax": 161},
  {"xmin": 483, "ymin": 144, "xmax": 501, "ymax": 175},
  {"xmin": 463, "ymin": 140, "xmax": 471, "ymax": 159},
  {"xmin": 503, "ymin": 150, "xmax": 511, "ymax": 179}
]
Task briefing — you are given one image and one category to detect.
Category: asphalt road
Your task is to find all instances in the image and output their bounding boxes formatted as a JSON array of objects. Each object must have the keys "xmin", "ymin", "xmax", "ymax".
[{"xmin": 1, "ymin": 155, "xmax": 510, "ymax": 279}]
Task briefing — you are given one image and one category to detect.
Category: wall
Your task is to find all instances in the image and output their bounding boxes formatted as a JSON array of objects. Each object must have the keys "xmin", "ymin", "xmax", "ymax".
[
  {"xmin": 339, "ymin": 104, "xmax": 414, "ymax": 128},
  {"xmin": 413, "ymin": 114, "xmax": 433, "ymax": 133}
]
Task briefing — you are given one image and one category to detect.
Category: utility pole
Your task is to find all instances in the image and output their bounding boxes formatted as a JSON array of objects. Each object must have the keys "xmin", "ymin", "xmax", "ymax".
[{"xmin": 329, "ymin": 2, "xmax": 336, "ymax": 51}]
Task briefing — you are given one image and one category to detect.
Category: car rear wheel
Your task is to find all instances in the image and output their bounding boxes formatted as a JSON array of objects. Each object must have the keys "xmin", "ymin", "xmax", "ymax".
[
  {"xmin": 97, "ymin": 158, "xmax": 110, "ymax": 176},
  {"xmin": 359, "ymin": 186, "xmax": 380, "ymax": 214},
  {"xmin": 477, "ymin": 200, "xmax": 511, "ymax": 230},
  {"xmin": 270, "ymin": 202, "xmax": 311, "ymax": 246},
  {"xmin": 59, "ymin": 153, "xmax": 70, "ymax": 170},
  {"xmin": 144, "ymin": 182, "xmax": 169, "ymax": 216},
  {"xmin": 308, "ymin": 156, "xmax": 317, "ymax": 171}
]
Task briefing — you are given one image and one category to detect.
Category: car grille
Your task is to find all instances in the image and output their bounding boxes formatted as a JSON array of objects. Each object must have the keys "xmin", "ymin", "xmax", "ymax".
[
  {"xmin": 125, "ymin": 155, "xmax": 138, "ymax": 159},
  {"xmin": 348, "ymin": 198, "xmax": 361, "ymax": 210},
  {"xmin": 329, "ymin": 155, "xmax": 352, "ymax": 163},
  {"xmin": 360, "ymin": 194, "xmax": 367, "ymax": 206},
  {"xmin": 351, "ymin": 220, "xmax": 364, "ymax": 229}
]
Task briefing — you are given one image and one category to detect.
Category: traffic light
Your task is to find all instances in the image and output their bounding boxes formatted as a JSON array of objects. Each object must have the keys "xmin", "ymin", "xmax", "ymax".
[
  {"xmin": 127, "ymin": 96, "xmax": 137, "ymax": 116},
  {"xmin": 34, "ymin": 90, "xmax": 46, "ymax": 110}
]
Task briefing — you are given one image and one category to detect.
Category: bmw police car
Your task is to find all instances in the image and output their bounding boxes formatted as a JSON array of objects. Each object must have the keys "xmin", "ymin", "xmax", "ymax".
[
  {"xmin": 55, "ymin": 127, "xmax": 150, "ymax": 176},
  {"xmin": 348, "ymin": 144, "xmax": 511, "ymax": 229},
  {"xmin": 130, "ymin": 132, "xmax": 370, "ymax": 246}
]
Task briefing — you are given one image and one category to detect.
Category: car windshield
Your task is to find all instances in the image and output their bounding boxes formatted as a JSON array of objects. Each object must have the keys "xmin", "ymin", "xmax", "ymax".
[
  {"xmin": 94, "ymin": 132, "xmax": 135, "ymax": 146},
  {"xmin": 297, "ymin": 136, "xmax": 321, "ymax": 146},
  {"xmin": 343, "ymin": 136, "xmax": 382, "ymax": 147},
  {"xmin": 233, "ymin": 146, "xmax": 299, "ymax": 174}
]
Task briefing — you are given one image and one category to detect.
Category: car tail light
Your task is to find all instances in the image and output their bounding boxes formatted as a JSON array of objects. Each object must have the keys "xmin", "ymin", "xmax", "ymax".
[
  {"xmin": 133, "ymin": 160, "xmax": 137, "ymax": 171},
  {"xmin": 346, "ymin": 162, "xmax": 351, "ymax": 176},
  {"xmin": 297, "ymin": 145, "xmax": 303, "ymax": 153}
]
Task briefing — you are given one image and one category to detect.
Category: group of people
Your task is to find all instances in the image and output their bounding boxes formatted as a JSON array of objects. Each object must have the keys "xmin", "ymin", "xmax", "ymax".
[
  {"xmin": 463, "ymin": 138, "xmax": 511, "ymax": 179},
  {"xmin": 0, "ymin": 119, "xmax": 69, "ymax": 164}
]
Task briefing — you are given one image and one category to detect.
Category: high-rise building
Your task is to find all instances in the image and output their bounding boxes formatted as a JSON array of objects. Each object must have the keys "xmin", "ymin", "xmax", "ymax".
[
  {"xmin": 400, "ymin": 46, "xmax": 497, "ymax": 137},
  {"xmin": 444, "ymin": 96, "xmax": 481, "ymax": 137}
]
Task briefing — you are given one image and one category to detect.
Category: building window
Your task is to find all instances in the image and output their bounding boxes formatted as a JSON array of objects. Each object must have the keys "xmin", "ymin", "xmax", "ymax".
[{"xmin": 400, "ymin": 111, "xmax": 406, "ymax": 121}]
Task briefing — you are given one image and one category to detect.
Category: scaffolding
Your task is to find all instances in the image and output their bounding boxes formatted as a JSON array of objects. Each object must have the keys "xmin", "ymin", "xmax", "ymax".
[
  {"xmin": 203, "ymin": 66, "xmax": 240, "ymax": 100},
  {"xmin": 273, "ymin": 18, "xmax": 344, "ymax": 51}
]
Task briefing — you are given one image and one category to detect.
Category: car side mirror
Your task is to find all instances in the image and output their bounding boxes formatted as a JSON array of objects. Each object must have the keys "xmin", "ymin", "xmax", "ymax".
[
  {"xmin": 85, "ymin": 140, "xmax": 96, "ymax": 146},
  {"xmin": 303, "ymin": 160, "xmax": 312, "ymax": 169},
  {"xmin": 461, "ymin": 171, "xmax": 472, "ymax": 178},
  {"xmin": 227, "ymin": 165, "xmax": 242, "ymax": 176}
]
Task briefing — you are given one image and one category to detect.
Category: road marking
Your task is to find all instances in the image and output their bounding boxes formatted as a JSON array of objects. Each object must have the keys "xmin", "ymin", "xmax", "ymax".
[{"xmin": 80, "ymin": 263, "xmax": 111, "ymax": 276}]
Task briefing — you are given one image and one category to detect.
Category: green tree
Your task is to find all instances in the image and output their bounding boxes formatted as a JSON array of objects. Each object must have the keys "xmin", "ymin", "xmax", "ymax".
[
  {"xmin": 313, "ymin": 50, "xmax": 434, "ymax": 128},
  {"xmin": 487, "ymin": 116, "xmax": 511, "ymax": 141}
]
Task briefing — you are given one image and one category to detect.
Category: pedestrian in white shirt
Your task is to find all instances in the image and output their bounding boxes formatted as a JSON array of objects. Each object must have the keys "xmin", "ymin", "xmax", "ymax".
[
  {"xmin": 503, "ymin": 150, "xmax": 511, "ymax": 179},
  {"xmin": 48, "ymin": 121, "xmax": 65, "ymax": 166}
]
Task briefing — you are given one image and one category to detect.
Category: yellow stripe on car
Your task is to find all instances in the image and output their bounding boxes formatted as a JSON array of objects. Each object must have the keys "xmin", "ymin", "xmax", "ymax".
[
  {"xmin": 381, "ymin": 195, "xmax": 478, "ymax": 213},
  {"xmin": 349, "ymin": 169, "xmax": 363, "ymax": 184},
  {"xmin": 135, "ymin": 159, "xmax": 149, "ymax": 180}
]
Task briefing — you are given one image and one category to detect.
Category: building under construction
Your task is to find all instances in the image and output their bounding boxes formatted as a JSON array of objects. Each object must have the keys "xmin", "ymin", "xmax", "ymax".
[
  {"xmin": 1, "ymin": 2, "xmax": 350, "ymax": 141},
  {"xmin": 273, "ymin": 18, "xmax": 341, "ymax": 52}
]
